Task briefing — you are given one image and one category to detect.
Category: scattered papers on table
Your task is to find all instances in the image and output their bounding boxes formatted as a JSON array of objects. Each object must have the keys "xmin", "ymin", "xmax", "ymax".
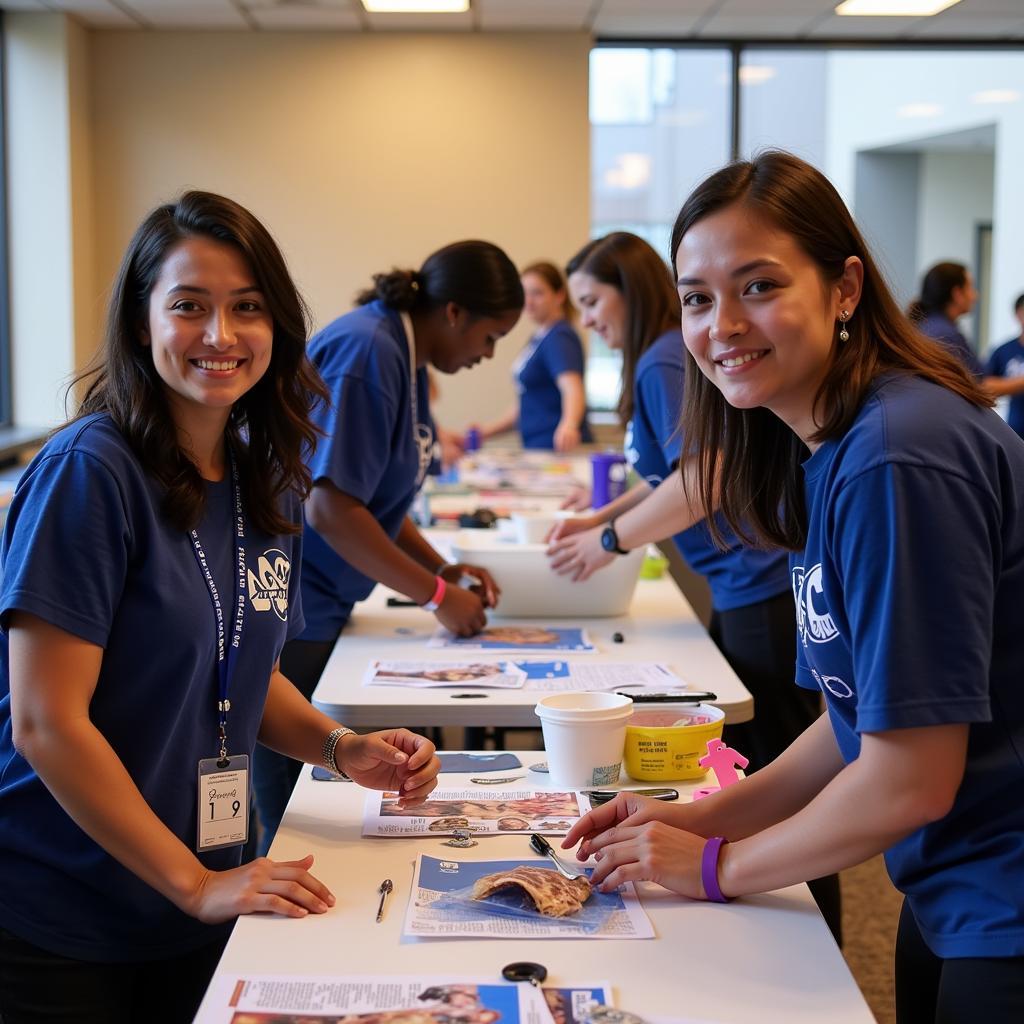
[
  {"xmin": 516, "ymin": 661, "xmax": 687, "ymax": 692},
  {"xmin": 428, "ymin": 626, "xmax": 595, "ymax": 653},
  {"xmin": 363, "ymin": 789, "xmax": 591, "ymax": 837},
  {"xmin": 402, "ymin": 855, "xmax": 655, "ymax": 940},
  {"xmin": 194, "ymin": 974, "xmax": 556, "ymax": 1024},
  {"xmin": 541, "ymin": 986, "xmax": 615, "ymax": 1024},
  {"xmin": 363, "ymin": 660, "xmax": 526, "ymax": 689}
]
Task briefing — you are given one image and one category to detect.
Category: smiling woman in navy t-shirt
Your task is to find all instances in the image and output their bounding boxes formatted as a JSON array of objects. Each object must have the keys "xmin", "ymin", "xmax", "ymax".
[
  {"xmin": 565, "ymin": 152, "xmax": 1024, "ymax": 1023},
  {"xmin": 252, "ymin": 242, "xmax": 523, "ymax": 853},
  {"xmin": 0, "ymin": 193, "xmax": 440, "ymax": 1023}
]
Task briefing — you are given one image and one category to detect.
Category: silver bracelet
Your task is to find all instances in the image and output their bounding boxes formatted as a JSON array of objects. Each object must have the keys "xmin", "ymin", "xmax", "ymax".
[{"xmin": 322, "ymin": 726, "xmax": 356, "ymax": 779}]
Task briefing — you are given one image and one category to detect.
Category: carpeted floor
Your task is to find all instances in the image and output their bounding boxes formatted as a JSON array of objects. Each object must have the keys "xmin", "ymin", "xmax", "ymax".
[{"xmin": 840, "ymin": 856, "xmax": 904, "ymax": 1023}]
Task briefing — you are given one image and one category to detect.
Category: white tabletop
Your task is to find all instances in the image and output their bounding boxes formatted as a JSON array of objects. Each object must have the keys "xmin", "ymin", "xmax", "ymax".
[
  {"xmin": 199, "ymin": 758, "xmax": 873, "ymax": 1024},
  {"xmin": 312, "ymin": 574, "xmax": 754, "ymax": 729}
]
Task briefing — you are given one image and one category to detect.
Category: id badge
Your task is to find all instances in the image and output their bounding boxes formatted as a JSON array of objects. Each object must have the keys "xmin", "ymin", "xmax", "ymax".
[{"xmin": 197, "ymin": 755, "xmax": 249, "ymax": 852}]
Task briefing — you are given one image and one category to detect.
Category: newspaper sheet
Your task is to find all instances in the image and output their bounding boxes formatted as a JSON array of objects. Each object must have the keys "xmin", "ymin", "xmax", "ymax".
[
  {"xmin": 363, "ymin": 789, "xmax": 591, "ymax": 837},
  {"xmin": 402, "ymin": 855, "xmax": 655, "ymax": 940}
]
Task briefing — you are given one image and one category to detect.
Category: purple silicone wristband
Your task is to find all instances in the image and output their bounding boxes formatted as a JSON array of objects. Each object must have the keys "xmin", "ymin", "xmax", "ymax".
[{"xmin": 701, "ymin": 836, "xmax": 730, "ymax": 903}]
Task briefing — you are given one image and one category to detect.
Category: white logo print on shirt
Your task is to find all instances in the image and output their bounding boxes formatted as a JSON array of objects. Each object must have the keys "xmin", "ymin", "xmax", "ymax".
[
  {"xmin": 792, "ymin": 563, "xmax": 839, "ymax": 646},
  {"xmin": 248, "ymin": 549, "xmax": 291, "ymax": 621}
]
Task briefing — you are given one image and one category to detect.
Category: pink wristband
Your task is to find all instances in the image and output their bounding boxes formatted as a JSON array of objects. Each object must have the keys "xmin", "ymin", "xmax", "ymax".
[
  {"xmin": 701, "ymin": 836, "xmax": 730, "ymax": 903},
  {"xmin": 421, "ymin": 575, "xmax": 447, "ymax": 612}
]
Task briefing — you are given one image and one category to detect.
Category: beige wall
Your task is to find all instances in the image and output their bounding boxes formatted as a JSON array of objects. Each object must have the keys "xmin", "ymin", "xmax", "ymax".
[{"xmin": 86, "ymin": 29, "xmax": 591, "ymax": 428}]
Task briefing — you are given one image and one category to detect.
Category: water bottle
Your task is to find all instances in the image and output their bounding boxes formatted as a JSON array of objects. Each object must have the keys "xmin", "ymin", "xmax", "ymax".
[{"xmin": 590, "ymin": 451, "xmax": 628, "ymax": 509}]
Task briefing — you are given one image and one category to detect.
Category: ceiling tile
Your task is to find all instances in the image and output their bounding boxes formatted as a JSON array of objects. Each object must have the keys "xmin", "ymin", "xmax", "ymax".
[
  {"xmin": 597, "ymin": 0, "xmax": 712, "ymax": 11},
  {"xmin": 47, "ymin": 1, "xmax": 143, "ymax": 26},
  {"xmin": 119, "ymin": 0, "xmax": 249, "ymax": 29},
  {"xmin": 248, "ymin": 6, "xmax": 364, "ymax": 30},
  {"xmin": 716, "ymin": 0, "xmax": 831, "ymax": 12},
  {"xmin": 910, "ymin": 16, "xmax": 1024, "ymax": 36},
  {"xmin": 478, "ymin": 0, "xmax": 591, "ymax": 31},
  {"xmin": 806, "ymin": 14, "xmax": 925, "ymax": 37},
  {"xmin": 593, "ymin": 14, "xmax": 705, "ymax": 38},
  {"xmin": 696, "ymin": 14, "xmax": 823, "ymax": 37},
  {"xmin": 362, "ymin": 10, "xmax": 473, "ymax": 31}
]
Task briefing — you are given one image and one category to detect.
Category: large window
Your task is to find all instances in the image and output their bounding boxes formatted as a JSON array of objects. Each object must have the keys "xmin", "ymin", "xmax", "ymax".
[{"xmin": 588, "ymin": 44, "xmax": 1020, "ymax": 412}]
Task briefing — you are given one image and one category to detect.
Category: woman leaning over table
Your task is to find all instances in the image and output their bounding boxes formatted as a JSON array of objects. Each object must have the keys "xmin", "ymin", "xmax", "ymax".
[
  {"xmin": 564, "ymin": 151, "xmax": 1024, "ymax": 1024},
  {"xmin": 253, "ymin": 242, "xmax": 522, "ymax": 853},
  {"xmin": 0, "ymin": 192, "xmax": 440, "ymax": 1024}
]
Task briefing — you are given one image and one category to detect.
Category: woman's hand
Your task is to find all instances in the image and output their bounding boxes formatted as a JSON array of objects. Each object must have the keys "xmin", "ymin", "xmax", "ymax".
[
  {"xmin": 546, "ymin": 523, "xmax": 615, "ymax": 581},
  {"xmin": 563, "ymin": 792, "xmax": 694, "ymax": 859},
  {"xmin": 563, "ymin": 793, "xmax": 707, "ymax": 897},
  {"xmin": 559, "ymin": 484, "xmax": 592, "ymax": 512},
  {"xmin": 338, "ymin": 728, "xmax": 441, "ymax": 805},
  {"xmin": 553, "ymin": 421, "xmax": 582, "ymax": 453},
  {"xmin": 435, "ymin": 583, "xmax": 488, "ymax": 637},
  {"xmin": 187, "ymin": 854, "xmax": 335, "ymax": 923},
  {"xmin": 440, "ymin": 563, "xmax": 501, "ymax": 608}
]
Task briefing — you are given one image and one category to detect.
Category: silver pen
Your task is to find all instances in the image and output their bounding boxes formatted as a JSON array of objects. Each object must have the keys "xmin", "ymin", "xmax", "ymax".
[{"xmin": 376, "ymin": 878, "xmax": 393, "ymax": 923}]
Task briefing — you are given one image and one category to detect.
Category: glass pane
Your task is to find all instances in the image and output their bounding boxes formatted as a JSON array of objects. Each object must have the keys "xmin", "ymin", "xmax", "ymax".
[{"xmin": 588, "ymin": 46, "xmax": 732, "ymax": 411}]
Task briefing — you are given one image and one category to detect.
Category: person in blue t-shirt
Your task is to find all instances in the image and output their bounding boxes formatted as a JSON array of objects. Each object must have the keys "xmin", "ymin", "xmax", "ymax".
[
  {"xmin": 252, "ymin": 242, "xmax": 522, "ymax": 853},
  {"xmin": 565, "ymin": 152, "xmax": 1024, "ymax": 1023},
  {"xmin": 908, "ymin": 261, "xmax": 984, "ymax": 376},
  {"xmin": 469, "ymin": 261, "xmax": 591, "ymax": 451},
  {"xmin": 984, "ymin": 292, "xmax": 1024, "ymax": 439},
  {"xmin": 0, "ymin": 193, "xmax": 441, "ymax": 1023}
]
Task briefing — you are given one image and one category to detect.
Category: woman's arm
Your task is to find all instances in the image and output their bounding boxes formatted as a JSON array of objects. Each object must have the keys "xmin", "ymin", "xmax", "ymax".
[
  {"xmin": 257, "ymin": 667, "xmax": 440, "ymax": 805},
  {"xmin": 476, "ymin": 404, "xmax": 519, "ymax": 440},
  {"xmin": 553, "ymin": 372, "xmax": 587, "ymax": 452},
  {"xmin": 305, "ymin": 481, "xmax": 488, "ymax": 634},
  {"xmin": 613, "ymin": 459, "xmax": 712, "ymax": 551},
  {"xmin": 8, "ymin": 612, "xmax": 334, "ymax": 923}
]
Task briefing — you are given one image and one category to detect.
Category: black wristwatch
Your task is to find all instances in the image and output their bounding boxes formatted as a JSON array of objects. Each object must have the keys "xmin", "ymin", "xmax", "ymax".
[{"xmin": 600, "ymin": 520, "xmax": 630, "ymax": 556}]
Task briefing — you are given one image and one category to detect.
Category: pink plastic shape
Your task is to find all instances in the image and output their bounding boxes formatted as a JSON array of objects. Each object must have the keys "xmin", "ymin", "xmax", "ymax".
[
  {"xmin": 698, "ymin": 738, "xmax": 748, "ymax": 789},
  {"xmin": 691, "ymin": 786, "xmax": 720, "ymax": 801}
]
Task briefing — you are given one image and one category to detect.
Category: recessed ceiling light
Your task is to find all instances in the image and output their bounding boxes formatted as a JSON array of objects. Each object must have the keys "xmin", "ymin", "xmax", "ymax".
[
  {"xmin": 835, "ymin": 0, "xmax": 961, "ymax": 14},
  {"xmin": 362, "ymin": 1, "xmax": 469, "ymax": 12},
  {"xmin": 972, "ymin": 89, "xmax": 1020, "ymax": 105},
  {"xmin": 897, "ymin": 102, "xmax": 943, "ymax": 118}
]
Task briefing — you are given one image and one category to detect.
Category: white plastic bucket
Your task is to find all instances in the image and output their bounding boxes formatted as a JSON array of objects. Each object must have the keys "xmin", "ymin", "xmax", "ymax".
[{"xmin": 534, "ymin": 692, "xmax": 634, "ymax": 788}]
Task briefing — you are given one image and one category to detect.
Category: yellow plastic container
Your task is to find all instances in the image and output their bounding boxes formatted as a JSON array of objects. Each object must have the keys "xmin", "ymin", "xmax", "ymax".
[{"xmin": 622, "ymin": 703, "xmax": 725, "ymax": 781}]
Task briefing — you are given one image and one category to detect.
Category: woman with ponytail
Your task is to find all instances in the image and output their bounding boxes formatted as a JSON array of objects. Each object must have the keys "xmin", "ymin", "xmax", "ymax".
[{"xmin": 253, "ymin": 241, "xmax": 523, "ymax": 851}]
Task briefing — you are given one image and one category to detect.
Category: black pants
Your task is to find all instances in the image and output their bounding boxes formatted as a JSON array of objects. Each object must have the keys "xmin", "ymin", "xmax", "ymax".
[
  {"xmin": 252, "ymin": 636, "xmax": 338, "ymax": 856},
  {"xmin": 709, "ymin": 591, "xmax": 843, "ymax": 945},
  {"xmin": 895, "ymin": 900, "xmax": 1024, "ymax": 1023},
  {"xmin": 0, "ymin": 927, "xmax": 226, "ymax": 1024}
]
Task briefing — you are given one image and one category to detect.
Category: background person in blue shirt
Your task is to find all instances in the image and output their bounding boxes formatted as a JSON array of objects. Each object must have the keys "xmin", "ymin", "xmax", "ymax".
[
  {"xmin": 253, "ymin": 242, "xmax": 522, "ymax": 853},
  {"xmin": 469, "ymin": 261, "xmax": 591, "ymax": 451},
  {"xmin": 984, "ymin": 292, "xmax": 1024, "ymax": 439},
  {"xmin": 908, "ymin": 260, "xmax": 983, "ymax": 375},
  {"xmin": 565, "ymin": 152, "xmax": 1024, "ymax": 1023},
  {"xmin": 0, "ymin": 193, "xmax": 441, "ymax": 1023}
]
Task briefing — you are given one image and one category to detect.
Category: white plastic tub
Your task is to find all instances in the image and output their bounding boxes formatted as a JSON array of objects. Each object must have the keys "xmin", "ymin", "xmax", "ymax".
[{"xmin": 450, "ymin": 530, "xmax": 645, "ymax": 618}]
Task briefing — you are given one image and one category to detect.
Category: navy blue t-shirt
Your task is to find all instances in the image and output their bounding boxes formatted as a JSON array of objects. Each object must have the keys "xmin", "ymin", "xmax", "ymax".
[
  {"xmin": 792, "ymin": 374, "xmax": 1024, "ymax": 957},
  {"xmin": 0, "ymin": 414, "xmax": 304, "ymax": 961},
  {"xmin": 300, "ymin": 301, "xmax": 435, "ymax": 641},
  {"xmin": 984, "ymin": 335, "xmax": 1024, "ymax": 438},
  {"xmin": 917, "ymin": 312, "xmax": 984, "ymax": 378},
  {"xmin": 625, "ymin": 330, "xmax": 789, "ymax": 612},
  {"xmin": 514, "ymin": 320, "xmax": 592, "ymax": 449}
]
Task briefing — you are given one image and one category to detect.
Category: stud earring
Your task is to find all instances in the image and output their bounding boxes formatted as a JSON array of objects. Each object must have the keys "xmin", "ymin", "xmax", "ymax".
[{"xmin": 838, "ymin": 309, "xmax": 851, "ymax": 343}]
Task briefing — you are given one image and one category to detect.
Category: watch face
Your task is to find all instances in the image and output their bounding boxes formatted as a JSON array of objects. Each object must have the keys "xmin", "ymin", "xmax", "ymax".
[{"xmin": 600, "ymin": 527, "xmax": 616, "ymax": 552}]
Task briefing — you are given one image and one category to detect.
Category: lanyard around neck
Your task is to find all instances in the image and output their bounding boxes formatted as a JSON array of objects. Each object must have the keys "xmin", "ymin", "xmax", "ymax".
[{"xmin": 189, "ymin": 449, "xmax": 247, "ymax": 763}]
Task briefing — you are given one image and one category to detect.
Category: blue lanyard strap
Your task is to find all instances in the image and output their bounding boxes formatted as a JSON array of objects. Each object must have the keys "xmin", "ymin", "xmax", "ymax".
[{"xmin": 190, "ymin": 451, "xmax": 247, "ymax": 762}]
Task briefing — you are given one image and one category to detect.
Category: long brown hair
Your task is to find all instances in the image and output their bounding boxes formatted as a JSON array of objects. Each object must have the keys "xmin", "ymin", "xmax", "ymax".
[
  {"xmin": 72, "ymin": 191, "xmax": 328, "ymax": 535},
  {"xmin": 566, "ymin": 232, "xmax": 679, "ymax": 425},
  {"xmin": 670, "ymin": 151, "xmax": 989, "ymax": 551},
  {"xmin": 521, "ymin": 260, "xmax": 575, "ymax": 325}
]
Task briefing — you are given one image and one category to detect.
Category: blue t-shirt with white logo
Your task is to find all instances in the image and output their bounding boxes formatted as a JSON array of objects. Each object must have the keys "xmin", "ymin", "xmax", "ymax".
[
  {"xmin": 625, "ymin": 330, "xmax": 789, "ymax": 612},
  {"xmin": 0, "ymin": 414, "xmax": 304, "ymax": 962},
  {"xmin": 985, "ymin": 335, "xmax": 1024, "ymax": 438},
  {"xmin": 300, "ymin": 301, "xmax": 435, "ymax": 641},
  {"xmin": 515, "ymin": 320, "xmax": 592, "ymax": 449},
  {"xmin": 792, "ymin": 374, "xmax": 1024, "ymax": 957}
]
